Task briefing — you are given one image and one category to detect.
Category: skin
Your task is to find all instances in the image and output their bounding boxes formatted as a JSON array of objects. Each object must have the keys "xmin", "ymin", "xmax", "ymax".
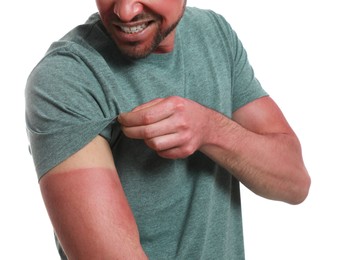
[
  {"xmin": 39, "ymin": 0, "xmax": 311, "ymax": 259},
  {"xmin": 40, "ymin": 136, "xmax": 148, "ymax": 259},
  {"xmin": 96, "ymin": 0, "xmax": 187, "ymax": 58},
  {"xmin": 118, "ymin": 96, "xmax": 310, "ymax": 204}
]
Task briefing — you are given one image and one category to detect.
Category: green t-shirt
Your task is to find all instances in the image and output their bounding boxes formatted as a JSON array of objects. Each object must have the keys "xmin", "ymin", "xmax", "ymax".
[{"xmin": 26, "ymin": 7, "xmax": 267, "ymax": 259}]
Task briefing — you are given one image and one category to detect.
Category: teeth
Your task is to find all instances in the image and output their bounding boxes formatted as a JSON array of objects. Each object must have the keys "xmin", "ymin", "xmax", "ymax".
[{"xmin": 120, "ymin": 23, "xmax": 148, "ymax": 34}]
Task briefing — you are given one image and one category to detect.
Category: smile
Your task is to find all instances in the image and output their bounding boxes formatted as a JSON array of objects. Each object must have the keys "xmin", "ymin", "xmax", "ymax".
[{"xmin": 119, "ymin": 23, "xmax": 150, "ymax": 34}]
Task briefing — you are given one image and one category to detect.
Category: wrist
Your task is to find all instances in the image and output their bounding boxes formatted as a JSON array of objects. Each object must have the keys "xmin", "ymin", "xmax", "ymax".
[{"xmin": 199, "ymin": 110, "xmax": 236, "ymax": 152}]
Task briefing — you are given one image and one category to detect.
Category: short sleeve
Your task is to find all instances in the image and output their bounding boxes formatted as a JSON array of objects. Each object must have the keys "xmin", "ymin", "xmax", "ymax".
[
  {"xmin": 230, "ymin": 28, "xmax": 268, "ymax": 111},
  {"xmin": 210, "ymin": 11, "xmax": 268, "ymax": 112},
  {"xmin": 25, "ymin": 47, "xmax": 117, "ymax": 179}
]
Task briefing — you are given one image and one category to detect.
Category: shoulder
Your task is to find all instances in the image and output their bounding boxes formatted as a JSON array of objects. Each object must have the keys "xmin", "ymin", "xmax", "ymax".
[
  {"xmin": 35, "ymin": 13, "xmax": 110, "ymax": 70},
  {"xmin": 180, "ymin": 7, "xmax": 237, "ymax": 50},
  {"xmin": 177, "ymin": 7, "xmax": 238, "ymax": 63},
  {"xmin": 182, "ymin": 7, "xmax": 232, "ymax": 32},
  {"xmin": 26, "ymin": 13, "xmax": 111, "ymax": 99}
]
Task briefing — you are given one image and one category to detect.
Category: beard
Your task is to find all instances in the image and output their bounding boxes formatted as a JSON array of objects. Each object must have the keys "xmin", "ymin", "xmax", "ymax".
[
  {"xmin": 119, "ymin": 18, "xmax": 182, "ymax": 59},
  {"xmin": 107, "ymin": 3, "xmax": 186, "ymax": 60}
]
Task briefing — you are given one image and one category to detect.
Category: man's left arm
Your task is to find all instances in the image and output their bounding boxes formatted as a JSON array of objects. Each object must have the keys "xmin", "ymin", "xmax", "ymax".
[
  {"xmin": 118, "ymin": 96, "xmax": 311, "ymax": 205},
  {"xmin": 200, "ymin": 96, "xmax": 311, "ymax": 204}
]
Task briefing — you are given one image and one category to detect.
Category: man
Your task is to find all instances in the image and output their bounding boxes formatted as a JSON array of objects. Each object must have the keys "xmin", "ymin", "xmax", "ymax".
[{"xmin": 25, "ymin": 0, "xmax": 311, "ymax": 259}]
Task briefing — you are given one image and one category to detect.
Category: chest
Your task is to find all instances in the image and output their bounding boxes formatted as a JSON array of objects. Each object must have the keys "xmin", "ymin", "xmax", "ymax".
[{"xmin": 103, "ymin": 51, "xmax": 234, "ymax": 118}]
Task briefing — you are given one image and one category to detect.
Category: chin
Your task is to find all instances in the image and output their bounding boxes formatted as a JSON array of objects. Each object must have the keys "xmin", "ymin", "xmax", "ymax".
[
  {"xmin": 118, "ymin": 37, "xmax": 162, "ymax": 59},
  {"xmin": 118, "ymin": 45, "xmax": 153, "ymax": 59}
]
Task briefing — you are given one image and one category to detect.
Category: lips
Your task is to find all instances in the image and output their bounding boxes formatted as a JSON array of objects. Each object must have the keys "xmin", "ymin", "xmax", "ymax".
[
  {"xmin": 109, "ymin": 19, "xmax": 157, "ymax": 44},
  {"xmin": 119, "ymin": 22, "xmax": 149, "ymax": 34}
]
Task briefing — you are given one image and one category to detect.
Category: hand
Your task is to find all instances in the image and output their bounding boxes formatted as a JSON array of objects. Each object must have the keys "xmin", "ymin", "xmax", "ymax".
[{"xmin": 118, "ymin": 96, "xmax": 211, "ymax": 159}]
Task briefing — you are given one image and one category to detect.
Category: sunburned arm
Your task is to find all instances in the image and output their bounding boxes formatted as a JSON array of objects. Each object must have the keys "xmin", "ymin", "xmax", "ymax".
[
  {"xmin": 39, "ymin": 135, "xmax": 148, "ymax": 260},
  {"xmin": 199, "ymin": 96, "xmax": 311, "ymax": 204},
  {"xmin": 118, "ymin": 95, "xmax": 310, "ymax": 205}
]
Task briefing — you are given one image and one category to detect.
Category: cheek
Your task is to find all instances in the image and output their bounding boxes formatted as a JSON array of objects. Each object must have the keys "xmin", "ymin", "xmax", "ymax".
[
  {"xmin": 144, "ymin": 0, "xmax": 185, "ymax": 22},
  {"xmin": 95, "ymin": 3, "xmax": 113, "ymax": 28},
  {"xmin": 96, "ymin": 0, "xmax": 113, "ymax": 16}
]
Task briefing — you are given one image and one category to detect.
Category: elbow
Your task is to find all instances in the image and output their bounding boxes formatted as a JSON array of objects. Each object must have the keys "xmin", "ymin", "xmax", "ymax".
[{"xmin": 287, "ymin": 168, "xmax": 311, "ymax": 205}]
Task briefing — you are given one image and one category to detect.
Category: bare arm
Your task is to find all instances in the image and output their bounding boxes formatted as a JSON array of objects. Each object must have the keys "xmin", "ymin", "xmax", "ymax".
[
  {"xmin": 118, "ymin": 96, "xmax": 310, "ymax": 205},
  {"xmin": 39, "ymin": 136, "xmax": 148, "ymax": 260},
  {"xmin": 199, "ymin": 96, "xmax": 310, "ymax": 204}
]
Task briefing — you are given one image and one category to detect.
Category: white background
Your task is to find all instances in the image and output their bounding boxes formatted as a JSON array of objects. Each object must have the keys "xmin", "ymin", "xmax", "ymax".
[{"xmin": 1, "ymin": 0, "xmax": 336, "ymax": 259}]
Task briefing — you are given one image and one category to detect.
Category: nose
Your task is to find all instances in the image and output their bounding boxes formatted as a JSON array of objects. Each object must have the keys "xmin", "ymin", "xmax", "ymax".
[{"xmin": 113, "ymin": 0, "xmax": 144, "ymax": 22}]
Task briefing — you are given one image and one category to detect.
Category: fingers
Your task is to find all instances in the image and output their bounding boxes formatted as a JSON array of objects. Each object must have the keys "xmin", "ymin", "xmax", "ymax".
[
  {"xmin": 118, "ymin": 98, "xmax": 174, "ymax": 127},
  {"xmin": 144, "ymin": 133, "xmax": 196, "ymax": 159},
  {"xmin": 117, "ymin": 96, "xmax": 204, "ymax": 159},
  {"xmin": 121, "ymin": 117, "xmax": 177, "ymax": 140}
]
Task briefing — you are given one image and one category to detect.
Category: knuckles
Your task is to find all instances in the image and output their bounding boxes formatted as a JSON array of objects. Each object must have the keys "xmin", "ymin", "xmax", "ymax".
[
  {"xmin": 141, "ymin": 112, "xmax": 157, "ymax": 125},
  {"xmin": 157, "ymin": 144, "xmax": 196, "ymax": 160},
  {"xmin": 142, "ymin": 127, "xmax": 155, "ymax": 139},
  {"xmin": 123, "ymin": 96, "xmax": 203, "ymax": 159},
  {"xmin": 144, "ymin": 138, "xmax": 162, "ymax": 152},
  {"xmin": 168, "ymin": 96, "xmax": 187, "ymax": 111},
  {"xmin": 179, "ymin": 144, "xmax": 196, "ymax": 157},
  {"xmin": 145, "ymin": 134, "xmax": 197, "ymax": 159}
]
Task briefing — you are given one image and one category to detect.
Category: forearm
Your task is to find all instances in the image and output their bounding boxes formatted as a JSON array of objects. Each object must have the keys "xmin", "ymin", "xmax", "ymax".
[
  {"xmin": 199, "ymin": 111, "xmax": 310, "ymax": 204},
  {"xmin": 118, "ymin": 96, "xmax": 310, "ymax": 204}
]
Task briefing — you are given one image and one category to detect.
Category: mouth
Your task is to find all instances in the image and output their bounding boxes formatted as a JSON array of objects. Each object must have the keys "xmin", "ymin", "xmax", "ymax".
[
  {"xmin": 116, "ymin": 21, "xmax": 155, "ymax": 35},
  {"xmin": 119, "ymin": 22, "xmax": 150, "ymax": 34}
]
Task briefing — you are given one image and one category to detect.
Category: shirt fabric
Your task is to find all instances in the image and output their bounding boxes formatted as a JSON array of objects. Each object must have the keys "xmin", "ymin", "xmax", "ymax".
[{"xmin": 26, "ymin": 7, "xmax": 267, "ymax": 259}]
